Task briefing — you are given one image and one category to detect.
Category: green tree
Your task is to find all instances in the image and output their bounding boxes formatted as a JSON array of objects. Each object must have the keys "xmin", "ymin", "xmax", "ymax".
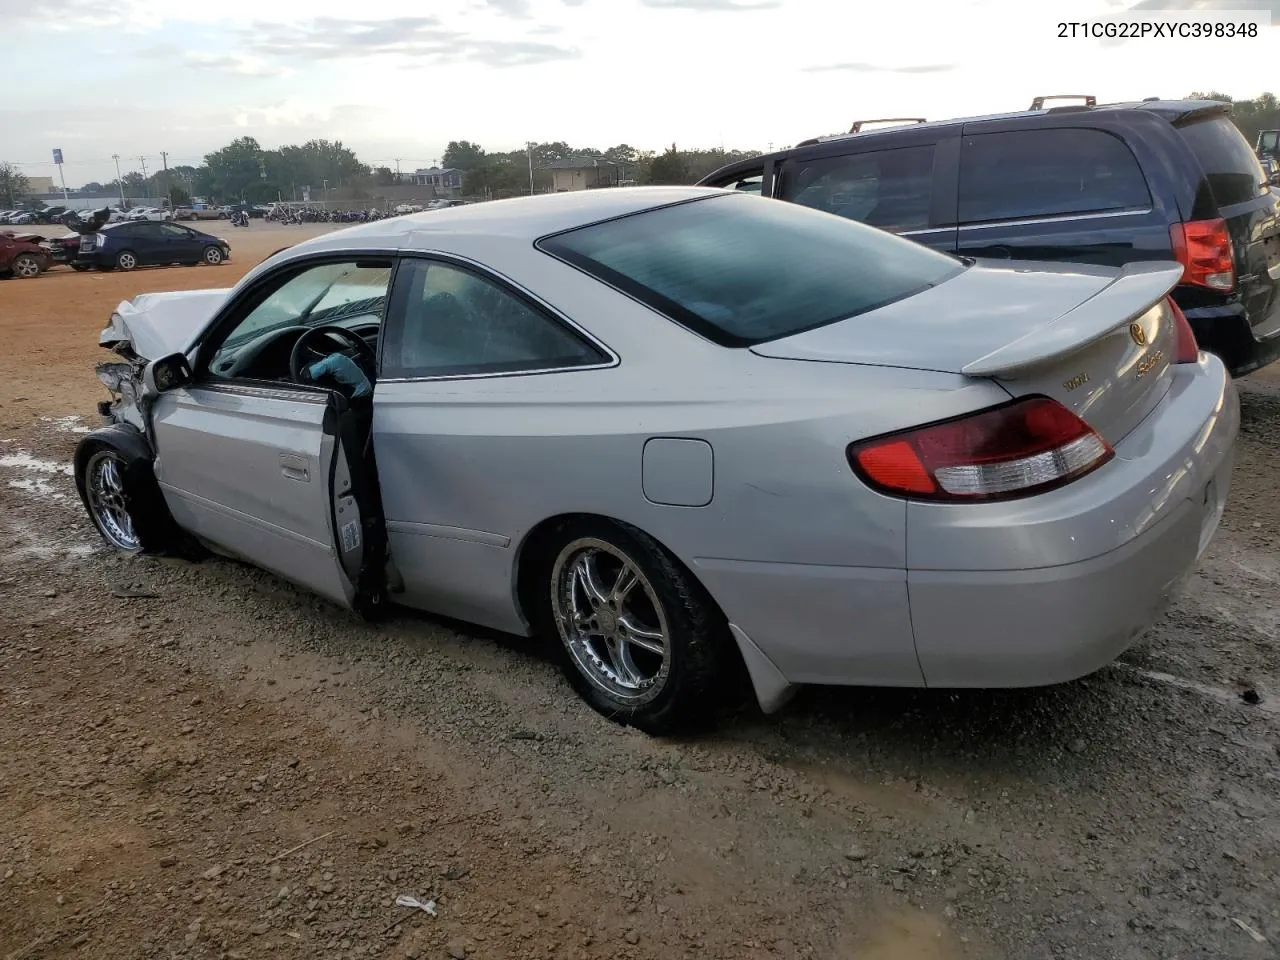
[
  {"xmin": 442, "ymin": 140, "xmax": 487, "ymax": 171},
  {"xmin": 79, "ymin": 181, "xmax": 106, "ymax": 194},
  {"xmin": 200, "ymin": 136, "xmax": 268, "ymax": 203},
  {"xmin": 0, "ymin": 162, "xmax": 29, "ymax": 206},
  {"xmin": 646, "ymin": 144, "xmax": 689, "ymax": 184},
  {"xmin": 372, "ymin": 166, "xmax": 398, "ymax": 186}
]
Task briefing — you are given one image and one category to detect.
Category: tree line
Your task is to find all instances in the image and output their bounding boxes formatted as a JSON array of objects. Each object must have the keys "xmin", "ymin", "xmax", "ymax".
[{"xmin": 1, "ymin": 92, "xmax": 1276, "ymax": 208}]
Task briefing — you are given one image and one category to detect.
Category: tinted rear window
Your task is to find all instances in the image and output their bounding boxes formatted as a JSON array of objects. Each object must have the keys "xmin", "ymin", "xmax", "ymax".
[
  {"xmin": 1175, "ymin": 115, "xmax": 1268, "ymax": 207},
  {"xmin": 538, "ymin": 194, "xmax": 963, "ymax": 346},
  {"xmin": 959, "ymin": 128, "xmax": 1151, "ymax": 224},
  {"xmin": 781, "ymin": 144, "xmax": 935, "ymax": 231}
]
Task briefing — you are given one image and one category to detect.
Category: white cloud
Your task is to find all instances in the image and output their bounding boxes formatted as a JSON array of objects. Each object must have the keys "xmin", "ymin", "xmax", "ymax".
[{"xmin": 184, "ymin": 52, "xmax": 294, "ymax": 78}]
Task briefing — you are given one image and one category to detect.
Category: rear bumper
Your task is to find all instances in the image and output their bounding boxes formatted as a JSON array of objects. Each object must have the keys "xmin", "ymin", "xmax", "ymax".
[
  {"xmin": 909, "ymin": 356, "xmax": 1239, "ymax": 686},
  {"xmin": 1184, "ymin": 301, "xmax": 1280, "ymax": 377}
]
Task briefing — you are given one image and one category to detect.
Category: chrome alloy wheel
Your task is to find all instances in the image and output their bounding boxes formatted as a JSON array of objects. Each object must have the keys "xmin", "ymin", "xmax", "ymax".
[
  {"xmin": 86, "ymin": 451, "xmax": 140, "ymax": 551},
  {"xmin": 551, "ymin": 537, "xmax": 670, "ymax": 702}
]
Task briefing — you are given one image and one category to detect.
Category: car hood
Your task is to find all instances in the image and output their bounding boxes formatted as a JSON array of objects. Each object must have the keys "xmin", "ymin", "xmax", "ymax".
[{"xmin": 99, "ymin": 288, "xmax": 232, "ymax": 359}]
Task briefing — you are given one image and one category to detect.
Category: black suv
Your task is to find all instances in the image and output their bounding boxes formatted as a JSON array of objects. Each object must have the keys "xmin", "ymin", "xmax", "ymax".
[{"xmin": 700, "ymin": 98, "xmax": 1280, "ymax": 376}]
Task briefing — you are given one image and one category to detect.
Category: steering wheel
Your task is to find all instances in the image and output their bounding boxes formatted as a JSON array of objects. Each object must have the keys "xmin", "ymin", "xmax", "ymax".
[{"xmin": 289, "ymin": 325, "xmax": 377, "ymax": 385}]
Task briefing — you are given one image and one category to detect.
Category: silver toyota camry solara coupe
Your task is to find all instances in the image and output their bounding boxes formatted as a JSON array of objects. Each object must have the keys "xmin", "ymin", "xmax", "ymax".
[{"xmin": 75, "ymin": 186, "xmax": 1239, "ymax": 734}]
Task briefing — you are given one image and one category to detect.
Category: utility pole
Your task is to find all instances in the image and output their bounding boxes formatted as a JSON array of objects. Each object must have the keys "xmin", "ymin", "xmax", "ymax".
[
  {"xmin": 137, "ymin": 155, "xmax": 149, "ymax": 199},
  {"xmin": 160, "ymin": 150, "xmax": 172, "ymax": 208},
  {"xmin": 527, "ymin": 142, "xmax": 535, "ymax": 196},
  {"xmin": 394, "ymin": 158, "xmax": 402, "ymax": 183},
  {"xmin": 112, "ymin": 154, "xmax": 126, "ymax": 208}
]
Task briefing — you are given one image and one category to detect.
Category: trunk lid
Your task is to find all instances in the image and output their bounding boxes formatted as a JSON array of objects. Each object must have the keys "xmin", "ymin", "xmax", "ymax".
[{"xmin": 750, "ymin": 259, "xmax": 1184, "ymax": 444}]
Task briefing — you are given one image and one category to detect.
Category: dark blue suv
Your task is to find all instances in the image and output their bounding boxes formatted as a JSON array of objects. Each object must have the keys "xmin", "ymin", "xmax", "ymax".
[{"xmin": 700, "ymin": 98, "xmax": 1280, "ymax": 376}]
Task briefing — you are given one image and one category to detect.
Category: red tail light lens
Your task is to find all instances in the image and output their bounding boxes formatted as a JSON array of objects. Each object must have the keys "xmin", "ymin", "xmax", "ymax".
[
  {"xmin": 1170, "ymin": 218, "xmax": 1234, "ymax": 292},
  {"xmin": 1166, "ymin": 296, "xmax": 1199, "ymax": 364},
  {"xmin": 849, "ymin": 397, "xmax": 1114, "ymax": 502}
]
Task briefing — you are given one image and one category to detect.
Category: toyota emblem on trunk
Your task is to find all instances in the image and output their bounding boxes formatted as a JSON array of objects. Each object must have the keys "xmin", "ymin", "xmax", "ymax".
[{"xmin": 1129, "ymin": 322, "xmax": 1147, "ymax": 346}]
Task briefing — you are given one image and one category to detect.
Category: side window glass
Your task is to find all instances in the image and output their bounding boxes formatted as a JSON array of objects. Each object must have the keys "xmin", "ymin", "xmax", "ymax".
[
  {"xmin": 958, "ymin": 128, "xmax": 1151, "ymax": 224},
  {"xmin": 725, "ymin": 174, "xmax": 763, "ymax": 194},
  {"xmin": 781, "ymin": 145, "xmax": 935, "ymax": 231},
  {"xmin": 160, "ymin": 223, "xmax": 189, "ymax": 238},
  {"xmin": 207, "ymin": 261, "xmax": 392, "ymax": 378},
  {"xmin": 384, "ymin": 260, "xmax": 604, "ymax": 378}
]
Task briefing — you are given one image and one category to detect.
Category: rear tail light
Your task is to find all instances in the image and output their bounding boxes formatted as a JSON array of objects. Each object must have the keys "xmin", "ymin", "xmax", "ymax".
[
  {"xmin": 1166, "ymin": 296, "xmax": 1199, "ymax": 364},
  {"xmin": 849, "ymin": 397, "xmax": 1114, "ymax": 502},
  {"xmin": 1170, "ymin": 218, "xmax": 1234, "ymax": 292}
]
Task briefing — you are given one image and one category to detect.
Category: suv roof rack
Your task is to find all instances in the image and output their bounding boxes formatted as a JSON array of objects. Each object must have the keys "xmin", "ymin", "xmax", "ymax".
[
  {"xmin": 848, "ymin": 117, "xmax": 926, "ymax": 134},
  {"xmin": 1029, "ymin": 95, "xmax": 1096, "ymax": 111}
]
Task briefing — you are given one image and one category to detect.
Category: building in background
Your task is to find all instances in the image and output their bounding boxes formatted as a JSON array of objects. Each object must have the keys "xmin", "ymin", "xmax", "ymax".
[
  {"xmin": 407, "ymin": 167, "xmax": 465, "ymax": 197},
  {"xmin": 544, "ymin": 157, "xmax": 620, "ymax": 192},
  {"xmin": 26, "ymin": 176, "xmax": 55, "ymax": 194}
]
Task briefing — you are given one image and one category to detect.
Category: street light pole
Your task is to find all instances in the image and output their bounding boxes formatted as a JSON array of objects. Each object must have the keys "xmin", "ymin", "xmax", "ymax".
[
  {"xmin": 112, "ymin": 154, "xmax": 126, "ymax": 208},
  {"xmin": 527, "ymin": 141, "xmax": 535, "ymax": 196}
]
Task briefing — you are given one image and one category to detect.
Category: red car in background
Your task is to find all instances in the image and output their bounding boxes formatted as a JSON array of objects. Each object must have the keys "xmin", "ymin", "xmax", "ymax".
[{"xmin": 0, "ymin": 231, "xmax": 50, "ymax": 279}]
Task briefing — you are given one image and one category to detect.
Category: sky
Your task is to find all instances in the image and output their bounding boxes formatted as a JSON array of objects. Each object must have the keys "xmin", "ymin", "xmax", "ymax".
[{"xmin": 1, "ymin": 0, "xmax": 1277, "ymax": 186}]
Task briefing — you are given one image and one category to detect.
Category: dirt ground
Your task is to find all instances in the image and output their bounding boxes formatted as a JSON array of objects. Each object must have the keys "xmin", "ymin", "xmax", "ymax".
[{"xmin": 2, "ymin": 228, "xmax": 1278, "ymax": 960}]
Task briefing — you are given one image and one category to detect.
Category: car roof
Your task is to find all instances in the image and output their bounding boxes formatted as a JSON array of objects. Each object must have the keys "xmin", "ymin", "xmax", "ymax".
[{"xmin": 289, "ymin": 186, "xmax": 726, "ymax": 250}]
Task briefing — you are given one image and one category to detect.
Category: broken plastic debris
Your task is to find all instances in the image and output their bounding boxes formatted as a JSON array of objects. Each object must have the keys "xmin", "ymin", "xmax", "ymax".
[
  {"xmin": 395, "ymin": 895, "xmax": 437, "ymax": 916},
  {"xmin": 1230, "ymin": 917, "xmax": 1267, "ymax": 944}
]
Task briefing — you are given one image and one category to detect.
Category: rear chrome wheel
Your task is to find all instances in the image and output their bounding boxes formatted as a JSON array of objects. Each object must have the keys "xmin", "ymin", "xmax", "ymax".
[
  {"xmin": 85, "ymin": 450, "xmax": 140, "ymax": 552},
  {"xmin": 552, "ymin": 537, "xmax": 671, "ymax": 704},
  {"xmin": 115, "ymin": 250, "xmax": 138, "ymax": 271},
  {"xmin": 543, "ymin": 519, "xmax": 731, "ymax": 734}
]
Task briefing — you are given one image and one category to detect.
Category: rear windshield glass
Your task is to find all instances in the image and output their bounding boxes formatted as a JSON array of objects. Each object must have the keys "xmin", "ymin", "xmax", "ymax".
[
  {"xmin": 1176, "ymin": 115, "xmax": 1267, "ymax": 207},
  {"xmin": 538, "ymin": 194, "xmax": 964, "ymax": 346}
]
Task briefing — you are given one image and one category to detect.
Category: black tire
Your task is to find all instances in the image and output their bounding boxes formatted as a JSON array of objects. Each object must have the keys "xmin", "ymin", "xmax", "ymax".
[
  {"xmin": 74, "ymin": 427, "xmax": 183, "ymax": 556},
  {"xmin": 114, "ymin": 249, "xmax": 139, "ymax": 271},
  {"xmin": 537, "ymin": 517, "xmax": 730, "ymax": 735},
  {"xmin": 71, "ymin": 263, "xmax": 91, "ymax": 272}
]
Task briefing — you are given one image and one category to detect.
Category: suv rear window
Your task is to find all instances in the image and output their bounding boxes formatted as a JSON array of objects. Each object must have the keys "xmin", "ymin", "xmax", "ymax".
[
  {"xmin": 1175, "ymin": 115, "xmax": 1268, "ymax": 207},
  {"xmin": 538, "ymin": 194, "xmax": 964, "ymax": 347},
  {"xmin": 959, "ymin": 128, "xmax": 1151, "ymax": 224}
]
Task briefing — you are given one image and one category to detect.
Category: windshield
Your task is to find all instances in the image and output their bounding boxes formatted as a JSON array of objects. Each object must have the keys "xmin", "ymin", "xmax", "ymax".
[
  {"xmin": 222, "ymin": 263, "xmax": 392, "ymax": 351},
  {"xmin": 538, "ymin": 193, "xmax": 963, "ymax": 346}
]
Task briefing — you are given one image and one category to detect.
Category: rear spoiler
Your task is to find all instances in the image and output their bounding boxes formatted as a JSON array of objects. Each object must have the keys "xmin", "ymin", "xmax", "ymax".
[{"xmin": 961, "ymin": 262, "xmax": 1184, "ymax": 378}]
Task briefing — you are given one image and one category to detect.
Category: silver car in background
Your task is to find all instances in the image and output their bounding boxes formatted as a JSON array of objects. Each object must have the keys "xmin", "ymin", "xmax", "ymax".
[{"xmin": 75, "ymin": 187, "xmax": 1238, "ymax": 734}]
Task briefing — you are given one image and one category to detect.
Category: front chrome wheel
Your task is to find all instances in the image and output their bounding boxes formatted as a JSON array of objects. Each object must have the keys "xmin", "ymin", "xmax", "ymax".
[
  {"xmin": 551, "ymin": 537, "xmax": 670, "ymax": 703},
  {"xmin": 85, "ymin": 451, "xmax": 140, "ymax": 551},
  {"xmin": 204, "ymin": 245, "xmax": 224, "ymax": 265}
]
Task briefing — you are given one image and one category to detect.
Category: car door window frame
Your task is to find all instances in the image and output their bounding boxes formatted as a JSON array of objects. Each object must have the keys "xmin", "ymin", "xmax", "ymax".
[
  {"xmin": 379, "ymin": 252, "xmax": 618, "ymax": 383},
  {"xmin": 190, "ymin": 250, "xmax": 400, "ymax": 391}
]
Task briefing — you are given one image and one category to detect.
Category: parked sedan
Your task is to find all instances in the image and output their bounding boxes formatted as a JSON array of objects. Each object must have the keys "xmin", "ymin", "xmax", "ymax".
[
  {"xmin": 76, "ymin": 221, "xmax": 230, "ymax": 271},
  {"xmin": 0, "ymin": 230, "xmax": 50, "ymax": 278},
  {"xmin": 74, "ymin": 187, "xmax": 1238, "ymax": 733}
]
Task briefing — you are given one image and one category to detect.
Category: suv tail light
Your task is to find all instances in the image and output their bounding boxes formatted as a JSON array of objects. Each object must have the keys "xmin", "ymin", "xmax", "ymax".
[
  {"xmin": 849, "ymin": 397, "xmax": 1114, "ymax": 502},
  {"xmin": 1170, "ymin": 218, "xmax": 1234, "ymax": 292},
  {"xmin": 1166, "ymin": 296, "xmax": 1199, "ymax": 364}
]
